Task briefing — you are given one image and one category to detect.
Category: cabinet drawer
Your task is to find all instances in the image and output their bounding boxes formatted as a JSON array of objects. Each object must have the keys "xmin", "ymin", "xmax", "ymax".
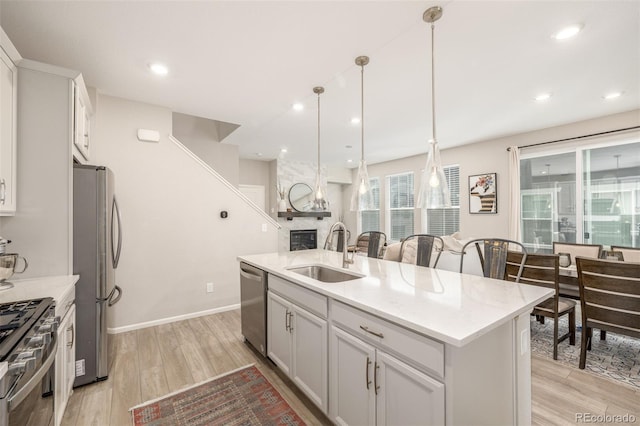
[
  {"xmin": 55, "ymin": 286, "xmax": 76, "ymax": 319},
  {"xmin": 331, "ymin": 300, "xmax": 444, "ymax": 378},
  {"xmin": 269, "ymin": 274, "xmax": 327, "ymax": 319}
]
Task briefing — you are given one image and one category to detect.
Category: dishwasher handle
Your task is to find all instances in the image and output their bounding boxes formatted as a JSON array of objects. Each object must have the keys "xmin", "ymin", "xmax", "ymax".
[{"xmin": 240, "ymin": 267, "xmax": 263, "ymax": 282}]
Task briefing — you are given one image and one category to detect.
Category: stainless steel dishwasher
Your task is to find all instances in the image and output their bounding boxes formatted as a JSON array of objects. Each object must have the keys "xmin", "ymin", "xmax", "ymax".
[{"xmin": 240, "ymin": 262, "xmax": 268, "ymax": 356}]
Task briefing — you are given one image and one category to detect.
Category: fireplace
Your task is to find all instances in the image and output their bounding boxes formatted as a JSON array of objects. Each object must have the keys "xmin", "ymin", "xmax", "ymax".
[{"xmin": 290, "ymin": 229, "xmax": 317, "ymax": 251}]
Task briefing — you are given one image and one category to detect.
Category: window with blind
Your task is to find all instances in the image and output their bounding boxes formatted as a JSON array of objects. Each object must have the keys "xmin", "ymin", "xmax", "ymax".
[
  {"xmin": 425, "ymin": 165, "xmax": 460, "ymax": 236},
  {"xmin": 387, "ymin": 172, "xmax": 414, "ymax": 241},
  {"xmin": 360, "ymin": 177, "xmax": 380, "ymax": 232}
]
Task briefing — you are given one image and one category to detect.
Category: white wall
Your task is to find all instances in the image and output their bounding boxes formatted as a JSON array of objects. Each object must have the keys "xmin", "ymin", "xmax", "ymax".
[
  {"xmin": 92, "ymin": 95, "xmax": 278, "ymax": 330},
  {"xmin": 239, "ymin": 158, "xmax": 271, "ymax": 212},
  {"xmin": 1, "ymin": 65, "xmax": 74, "ymax": 278},
  {"xmin": 343, "ymin": 109, "xmax": 640, "ymax": 240},
  {"xmin": 172, "ymin": 112, "xmax": 240, "ymax": 186}
]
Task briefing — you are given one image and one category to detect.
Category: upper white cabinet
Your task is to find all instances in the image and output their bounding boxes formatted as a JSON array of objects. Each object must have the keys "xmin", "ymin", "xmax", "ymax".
[
  {"xmin": 72, "ymin": 76, "xmax": 92, "ymax": 163},
  {"xmin": 267, "ymin": 274, "xmax": 328, "ymax": 413},
  {"xmin": 0, "ymin": 27, "xmax": 20, "ymax": 215}
]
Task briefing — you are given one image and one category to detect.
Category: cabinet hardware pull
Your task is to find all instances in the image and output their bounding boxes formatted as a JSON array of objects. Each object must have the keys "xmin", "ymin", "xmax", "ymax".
[
  {"xmin": 359, "ymin": 325, "xmax": 384, "ymax": 339},
  {"xmin": 67, "ymin": 324, "xmax": 75, "ymax": 348},
  {"xmin": 0, "ymin": 178, "xmax": 5, "ymax": 204},
  {"xmin": 374, "ymin": 361, "xmax": 380, "ymax": 395},
  {"xmin": 288, "ymin": 312, "xmax": 294, "ymax": 333},
  {"xmin": 366, "ymin": 356, "xmax": 372, "ymax": 390},
  {"xmin": 285, "ymin": 309, "xmax": 290, "ymax": 331}
]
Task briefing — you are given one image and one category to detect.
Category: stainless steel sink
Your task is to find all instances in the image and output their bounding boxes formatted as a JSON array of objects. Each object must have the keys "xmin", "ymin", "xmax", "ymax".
[{"xmin": 287, "ymin": 265, "xmax": 363, "ymax": 283}]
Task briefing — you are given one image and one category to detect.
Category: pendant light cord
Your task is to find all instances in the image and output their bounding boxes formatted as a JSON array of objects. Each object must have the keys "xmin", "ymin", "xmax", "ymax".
[
  {"xmin": 317, "ymin": 91, "xmax": 321, "ymax": 175},
  {"xmin": 431, "ymin": 22, "xmax": 436, "ymax": 143},
  {"xmin": 360, "ymin": 63, "xmax": 365, "ymax": 161}
]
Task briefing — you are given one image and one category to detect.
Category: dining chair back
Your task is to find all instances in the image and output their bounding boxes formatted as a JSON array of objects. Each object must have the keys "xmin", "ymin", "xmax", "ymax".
[
  {"xmin": 355, "ymin": 231, "xmax": 387, "ymax": 258},
  {"xmin": 576, "ymin": 257, "xmax": 640, "ymax": 369},
  {"xmin": 324, "ymin": 229, "xmax": 350, "ymax": 253},
  {"xmin": 553, "ymin": 242, "xmax": 602, "ymax": 265},
  {"xmin": 399, "ymin": 234, "xmax": 444, "ymax": 268},
  {"xmin": 459, "ymin": 238, "xmax": 527, "ymax": 282},
  {"xmin": 506, "ymin": 252, "xmax": 576, "ymax": 359},
  {"xmin": 611, "ymin": 245, "xmax": 640, "ymax": 263}
]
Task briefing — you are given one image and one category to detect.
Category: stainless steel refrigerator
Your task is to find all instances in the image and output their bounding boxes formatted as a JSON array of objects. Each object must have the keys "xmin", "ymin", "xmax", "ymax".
[{"xmin": 73, "ymin": 164, "xmax": 123, "ymax": 387}]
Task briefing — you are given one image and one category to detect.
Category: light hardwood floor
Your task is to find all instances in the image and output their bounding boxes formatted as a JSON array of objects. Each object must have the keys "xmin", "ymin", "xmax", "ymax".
[{"xmin": 61, "ymin": 310, "xmax": 640, "ymax": 426}]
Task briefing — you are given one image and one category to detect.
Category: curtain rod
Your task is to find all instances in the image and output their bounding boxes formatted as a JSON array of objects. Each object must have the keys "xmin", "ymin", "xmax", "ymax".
[{"xmin": 505, "ymin": 125, "xmax": 640, "ymax": 151}]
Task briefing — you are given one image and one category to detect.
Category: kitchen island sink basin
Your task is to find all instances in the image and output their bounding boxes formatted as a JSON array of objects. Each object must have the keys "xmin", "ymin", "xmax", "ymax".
[{"xmin": 287, "ymin": 264, "xmax": 363, "ymax": 283}]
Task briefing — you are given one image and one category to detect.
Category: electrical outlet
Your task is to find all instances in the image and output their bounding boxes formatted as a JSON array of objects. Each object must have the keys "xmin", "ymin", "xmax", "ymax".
[
  {"xmin": 206, "ymin": 282, "xmax": 214, "ymax": 293},
  {"xmin": 262, "ymin": 223, "xmax": 268, "ymax": 232},
  {"xmin": 76, "ymin": 359, "xmax": 85, "ymax": 376}
]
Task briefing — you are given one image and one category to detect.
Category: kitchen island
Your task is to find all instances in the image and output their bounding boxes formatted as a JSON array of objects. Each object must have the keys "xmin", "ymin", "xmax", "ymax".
[{"xmin": 238, "ymin": 249, "xmax": 553, "ymax": 425}]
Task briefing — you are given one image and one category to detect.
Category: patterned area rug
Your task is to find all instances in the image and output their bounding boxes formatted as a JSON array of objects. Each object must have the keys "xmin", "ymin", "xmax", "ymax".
[
  {"xmin": 130, "ymin": 364, "xmax": 306, "ymax": 425},
  {"xmin": 530, "ymin": 317, "xmax": 640, "ymax": 389}
]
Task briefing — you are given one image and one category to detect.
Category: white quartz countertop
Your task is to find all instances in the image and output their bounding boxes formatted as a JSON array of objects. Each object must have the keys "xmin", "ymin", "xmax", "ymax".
[
  {"xmin": 238, "ymin": 249, "xmax": 553, "ymax": 347},
  {"xmin": 0, "ymin": 275, "xmax": 79, "ymax": 304}
]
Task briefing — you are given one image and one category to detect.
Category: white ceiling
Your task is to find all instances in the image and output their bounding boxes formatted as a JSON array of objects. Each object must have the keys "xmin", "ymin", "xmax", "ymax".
[{"xmin": 1, "ymin": 1, "xmax": 638, "ymax": 168}]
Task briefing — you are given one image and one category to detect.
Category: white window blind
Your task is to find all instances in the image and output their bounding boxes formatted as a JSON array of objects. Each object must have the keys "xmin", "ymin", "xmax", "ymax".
[
  {"xmin": 360, "ymin": 177, "xmax": 380, "ymax": 232},
  {"xmin": 426, "ymin": 165, "xmax": 460, "ymax": 236},
  {"xmin": 388, "ymin": 172, "xmax": 414, "ymax": 241}
]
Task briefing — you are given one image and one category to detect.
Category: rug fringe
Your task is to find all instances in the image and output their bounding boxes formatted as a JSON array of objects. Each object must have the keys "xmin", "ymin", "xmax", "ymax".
[{"xmin": 128, "ymin": 363, "xmax": 256, "ymax": 412}]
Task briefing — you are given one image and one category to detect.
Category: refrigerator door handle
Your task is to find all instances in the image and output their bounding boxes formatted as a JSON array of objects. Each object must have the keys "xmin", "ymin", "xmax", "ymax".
[
  {"xmin": 108, "ymin": 285, "xmax": 122, "ymax": 306},
  {"xmin": 111, "ymin": 196, "xmax": 122, "ymax": 268}
]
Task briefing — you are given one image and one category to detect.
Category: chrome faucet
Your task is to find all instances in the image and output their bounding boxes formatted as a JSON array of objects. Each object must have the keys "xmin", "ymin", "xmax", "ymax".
[{"xmin": 327, "ymin": 222, "xmax": 354, "ymax": 268}]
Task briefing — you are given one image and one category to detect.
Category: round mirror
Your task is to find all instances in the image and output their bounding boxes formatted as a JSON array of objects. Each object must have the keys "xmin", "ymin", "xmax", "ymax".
[{"xmin": 288, "ymin": 183, "xmax": 314, "ymax": 212}]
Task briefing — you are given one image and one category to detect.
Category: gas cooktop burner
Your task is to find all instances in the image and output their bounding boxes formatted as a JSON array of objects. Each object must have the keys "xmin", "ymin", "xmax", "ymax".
[{"xmin": 0, "ymin": 297, "xmax": 54, "ymax": 361}]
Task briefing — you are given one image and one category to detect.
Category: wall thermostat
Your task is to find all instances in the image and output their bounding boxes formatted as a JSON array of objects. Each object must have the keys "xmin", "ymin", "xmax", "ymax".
[{"xmin": 220, "ymin": 211, "xmax": 228, "ymax": 219}]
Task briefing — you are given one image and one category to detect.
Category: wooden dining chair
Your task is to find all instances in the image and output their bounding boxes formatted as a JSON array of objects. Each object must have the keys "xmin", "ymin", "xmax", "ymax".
[
  {"xmin": 611, "ymin": 245, "xmax": 640, "ymax": 263},
  {"xmin": 600, "ymin": 250, "xmax": 624, "ymax": 261},
  {"xmin": 459, "ymin": 238, "xmax": 527, "ymax": 282},
  {"xmin": 399, "ymin": 234, "xmax": 444, "ymax": 268},
  {"xmin": 355, "ymin": 231, "xmax": 387, "ymax": 258},
  {"xmin": 576, "ymin": 257, "xmax": 640, "ymax": 369},
  {"xmin": 552, "ymin": 242, "xmax": 602, "ymax": 264},
  {"xmin": 506, "ymin": 252, "xmax": 576, "ymax": 360}
]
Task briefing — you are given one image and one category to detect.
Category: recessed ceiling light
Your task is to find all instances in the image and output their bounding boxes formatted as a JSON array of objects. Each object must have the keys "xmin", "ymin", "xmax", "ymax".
[
  {"xmin": 552, "ymin": 24, "xmax": 583, "ymax": 41},
  {"xmin": 347, "ymin": 159, "xmax": 353, "ymax": 163},
  {"xmin": 603, "ymin": 91, "xmax": 622, "ymax": 100},
  {"xmin": 534, "ymin": 93, "xmax": 552, "ymax": 102},
  {"xmin": 255, "ymin": 152, "xmax": 263, "ymax": 157},
  {"xmin": 292, "ymin": 103, "xmax": 304, "ymax": 111},
  {"xmin": 351, "ymin": 117, "xmax": 361, "ymax": 124},
  {"xmin": 149, "ymin": 62, "xmax": 169, "ymax": 76},
  {"xmin": 280, "ymin": 148, "xmax": 288, "ymax": 153}
]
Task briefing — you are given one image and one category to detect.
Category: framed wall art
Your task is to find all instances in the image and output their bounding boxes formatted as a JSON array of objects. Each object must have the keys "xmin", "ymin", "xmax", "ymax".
[{"xmin": 469, "ymin": 173, "xmax": 497, "ymax": 214}]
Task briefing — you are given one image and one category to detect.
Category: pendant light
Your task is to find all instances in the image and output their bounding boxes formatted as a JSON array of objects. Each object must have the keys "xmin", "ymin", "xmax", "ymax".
[
  {"xmin": 312, "ymin": 86, "xmax": 328, "ymax": 211},
  {"xmin": 416, "ymin": 6, "xmax": 451, "ymax": 209},
  {"xmin": 350, "ymin": 55, "xmax": 375, "ymax": 211}
]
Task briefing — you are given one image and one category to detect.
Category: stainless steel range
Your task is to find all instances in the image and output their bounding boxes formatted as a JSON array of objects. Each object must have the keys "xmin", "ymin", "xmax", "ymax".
[{"xmin": 0, "ymin": 298, "xmax": 59, "ymax": 426}]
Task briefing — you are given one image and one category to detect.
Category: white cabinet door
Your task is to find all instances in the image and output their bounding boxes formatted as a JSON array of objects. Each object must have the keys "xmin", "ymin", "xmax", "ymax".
[
  {"xmin": 291, "ymin": 304, "xmax": 327, "ymax": 412},
  {"xmin": 376, "ymin": 350, "xmax": 445, "ymax": 426},
  {"xmin": 0, "ymin": 47, "xmax": 17, "ymax": 215},
  {"xmin": 330, "ymin": 326, "xmax": 376, "ymax": 426},
  {"xmin": 64, "ymin": 305, "xmax": 76, "ymax": 397},
  {"xmin": 267, "ymin": 291, "xmax": 292, "ymax": 376},
  {"xmin": 72, "ymin": 79, "xmax": 92, "ymax": 163},
  {"xmin": 54, "ymin": 304, "xmax": 75, "ymax": 426}
]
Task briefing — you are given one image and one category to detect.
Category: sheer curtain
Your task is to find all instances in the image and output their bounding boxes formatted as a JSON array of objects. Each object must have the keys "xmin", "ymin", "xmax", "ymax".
[{"xmin": 508, "ymin": 146, "xmax": 521, "ymax": 241}]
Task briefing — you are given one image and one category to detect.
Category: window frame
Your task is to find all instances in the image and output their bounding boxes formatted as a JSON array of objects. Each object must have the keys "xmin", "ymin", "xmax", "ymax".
[
  {"xmin": 385, "ymin": 171, "xmax": 415, "ymax": 242},
  {"xmin": 421, "ymin": 164, "xmax": 460, "ymax": 236}
]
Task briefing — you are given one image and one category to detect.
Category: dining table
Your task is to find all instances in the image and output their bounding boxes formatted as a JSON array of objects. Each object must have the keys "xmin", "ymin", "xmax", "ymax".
[{"xmin": 558, "ymin": 264, "xmax": 580, "ymax": 299}]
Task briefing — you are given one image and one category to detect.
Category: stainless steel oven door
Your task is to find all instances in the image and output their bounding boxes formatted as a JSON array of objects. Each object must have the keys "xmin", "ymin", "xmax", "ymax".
[{"xmin": 6, "ymin": 338, "xmax": 57, "ymax": 426}]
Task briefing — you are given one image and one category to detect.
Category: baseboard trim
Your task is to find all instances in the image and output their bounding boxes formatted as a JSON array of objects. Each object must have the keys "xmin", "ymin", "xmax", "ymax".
[{"xmin": 108, "ymin": 303, "xmax": 240, "ymax": 334}]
